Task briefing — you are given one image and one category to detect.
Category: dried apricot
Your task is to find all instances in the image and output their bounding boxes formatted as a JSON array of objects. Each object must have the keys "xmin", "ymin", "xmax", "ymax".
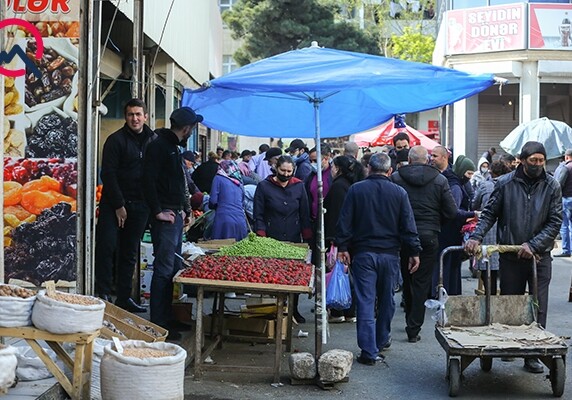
[
  {"xmin": 20, "ymin": 190, "xmax": 76, "ymax": 215},
  {"xmin": 22, "ymin": 176, "xmax": 61, "ymax": 193},
  {"xmin": 4, "ymin": 181, "xmax": 22, "ymax": 206},
  {"xmin": 4, "ymin": 205, "xmax": 32, "ymax": 221}
]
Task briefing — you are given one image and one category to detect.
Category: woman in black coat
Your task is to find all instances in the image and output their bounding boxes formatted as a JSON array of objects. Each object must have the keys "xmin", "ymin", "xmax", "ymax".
[
  {"xmin": 253, "ymin": 155, "xmax": 312, "ymax": 322},
  {"xmin": 323, "ymin": 155, "xmax": 363, "ymax": 323}
]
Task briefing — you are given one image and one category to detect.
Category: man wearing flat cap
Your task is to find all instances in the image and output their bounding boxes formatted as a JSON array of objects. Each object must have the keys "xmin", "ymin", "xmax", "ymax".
[
  {"xmin": 465, "ymin": 141, "xmax": 562, "ymax": 374},
  {"xmin": 142, "ymin": 106, "xmax": 203, "ymax": 341}
]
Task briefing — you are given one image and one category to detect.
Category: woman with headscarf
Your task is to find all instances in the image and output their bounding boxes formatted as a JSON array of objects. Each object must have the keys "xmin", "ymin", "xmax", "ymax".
[
  {"xmin": 209, "ymin": 160, "xmax": 248, "ymax": 241},
  {"xmin": 436, "ymin": 155, "xmax": 476, "ymax": 295}
]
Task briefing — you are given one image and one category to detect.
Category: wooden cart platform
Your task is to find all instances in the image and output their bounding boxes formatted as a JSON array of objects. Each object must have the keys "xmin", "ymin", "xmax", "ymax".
[
  {"xmin": 0, "ymin": 326, "xmax": 99, "ymax": 400},
  {"xmin": 174, "ymin": 273, "xmax": 312, "ymax": 383}
]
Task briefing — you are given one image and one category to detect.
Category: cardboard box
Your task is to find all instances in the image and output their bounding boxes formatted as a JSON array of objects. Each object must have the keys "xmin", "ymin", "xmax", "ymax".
[
  {"xmin": 203, "ymin": 314, "xmax": 288, "ymax": 340},
  {"xmin": 140, "ymin": 242, "xmax": 154, "ymax": 265},
  {"xmin": 100, "ymin": 301, "xmax": 167, "ymax": 342}
]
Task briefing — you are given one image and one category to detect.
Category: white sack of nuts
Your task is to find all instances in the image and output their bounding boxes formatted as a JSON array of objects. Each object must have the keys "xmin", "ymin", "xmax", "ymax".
[
  {"xmin": 31, "ymin": 290, "xmax": 105, "ymax": 334},
  {"xmin": 0, "ymin": 284, "xmax": 37, "ymax": 327},
  {"xmin": 100, "ymin": 340, "xmax": 187, "ymax": 400},
  {"xmin": 0, "ymin": 344, "xmax": 18, "ymax": 395}
]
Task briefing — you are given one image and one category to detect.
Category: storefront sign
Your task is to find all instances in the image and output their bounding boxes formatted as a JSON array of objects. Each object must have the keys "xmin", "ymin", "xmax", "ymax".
[
  {"xmin": 2, "ymin": 0, "xmax": 80, "ymax": 286},
  {"xmin": 446, "ymin": 4, "xmax": 526, "ymax": 55},
  {"xmin": 529, "ymin": 4, "xmax": 572, "ymax": 50}
]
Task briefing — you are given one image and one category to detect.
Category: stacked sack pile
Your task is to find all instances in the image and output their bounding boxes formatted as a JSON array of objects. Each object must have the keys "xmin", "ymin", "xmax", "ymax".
[{"xmin": 0, "ymin": 283, "xmax": 186, "ymax": 399}]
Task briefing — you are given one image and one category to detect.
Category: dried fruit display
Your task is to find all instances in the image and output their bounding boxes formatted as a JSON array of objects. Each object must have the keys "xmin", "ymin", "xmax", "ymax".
[
  {"xmin": 178, "ymin": 255, "xmax": 312, "ymax": 287},
  {"xmin": 5, "ymin": 202, "xmax": 77, "ymax": 285},
  {"xmin": 4, "ymin": 119, "xmax": 26, "ymax": 157},
  {"xmin": 4, "ymin": 76, "xmax": 23, "ymax": 116},
  {"xmin": 25, "ymin": 40, "xmax": 77, "ymax": 107},
  {"xmin": 9, "ymin": 21, "xmax": 80, "ymax": 38},
  {"xmin": 4, "ymin": 157, "xmax": 78, "ymax": 197},
  {"xmin": 26, "ymin": 112, "xmax": 78, "ymax": 158}
]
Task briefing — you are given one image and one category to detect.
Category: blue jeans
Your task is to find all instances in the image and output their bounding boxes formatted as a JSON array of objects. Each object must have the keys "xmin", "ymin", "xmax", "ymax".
[
  {"xmin": 560, "ymin": 197, "xmax": 572, "ymax": 254},
  {"xmin": 149, "ymin": 211, "xmax": 183, "ymax": 327},
  {"xmin": 351, "ymin": 252, "xmax": 399, "ymax": 360}
]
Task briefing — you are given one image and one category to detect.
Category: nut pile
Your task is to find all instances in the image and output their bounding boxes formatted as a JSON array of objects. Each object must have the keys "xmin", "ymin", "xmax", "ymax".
[
  {"xmin": 123, "ymin": 317, "xmax": 163, "ymax": 338},
  {"xmin": 47, "ymin": 291, "xmax": 100, "ymax": 306},
  {"xmin": 0, "ymin": 284, "xmax": 35, "ymax": 298},
  {"xmin": 103, "ymin": 320, "xmax": 125, "ymax": 337},
  {"xmin": 122, "ymin": 348, "xmax": 173, "ymax": 358}
]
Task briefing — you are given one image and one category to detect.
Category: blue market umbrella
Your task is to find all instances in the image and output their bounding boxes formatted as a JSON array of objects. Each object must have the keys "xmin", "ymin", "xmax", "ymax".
[
  {"xmin": 500, "ymin": 117, "xmax": 572, "ymax": 160},
  {"xmin": 182, "ymin": 42, "xmax": 500, "ymax": 347}
]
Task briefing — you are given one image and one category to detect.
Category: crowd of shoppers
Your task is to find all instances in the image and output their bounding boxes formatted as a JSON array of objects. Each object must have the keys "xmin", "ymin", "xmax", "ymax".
[{"xmin": 95, "ymin": 103, "xmax": 563, "ymax": 371}]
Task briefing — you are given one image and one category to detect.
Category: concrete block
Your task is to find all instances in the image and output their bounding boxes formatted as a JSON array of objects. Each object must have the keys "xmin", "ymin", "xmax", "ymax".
[
  {"xmin": 318, "ymin": 349, "xmax": 353, "ymax": 382},
  {"xmin": 289, "ymin": 352, "xmax": 316, "ymax": 380}
]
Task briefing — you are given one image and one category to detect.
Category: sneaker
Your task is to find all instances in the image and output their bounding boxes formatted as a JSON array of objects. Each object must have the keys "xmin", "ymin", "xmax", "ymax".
[
  {"xmin": 523, "ymin": 357, "xmax": 543, "ymax": 374},
  {"xmin": 329, "ymin": 316, "xmax": 345, "ymax": 323},
  {"xmin": 356, "ymin": 354, "xmax": 385, "ymax": 366},
  {"xmin": 554, "ymin": 253, "xmax": 571, "ymax": 258},
  {"xmin": 408, "ymin": 335, "xmax": 421, "ymax": 343},
  {"xmin": 346, "ymin": 317, "xmax": 357, "ymax": 323}
]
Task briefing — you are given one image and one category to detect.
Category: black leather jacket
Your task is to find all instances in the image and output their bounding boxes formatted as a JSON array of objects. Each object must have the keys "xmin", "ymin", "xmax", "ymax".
[{"xmin": 470, "ymin": 165, "xmax": 562, "ymax": 254}]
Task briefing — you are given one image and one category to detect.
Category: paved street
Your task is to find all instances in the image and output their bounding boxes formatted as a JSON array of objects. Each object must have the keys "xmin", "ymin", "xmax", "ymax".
[{"xmin": 184, "ymin": 250, "xmax": 572, "ymax": 399}]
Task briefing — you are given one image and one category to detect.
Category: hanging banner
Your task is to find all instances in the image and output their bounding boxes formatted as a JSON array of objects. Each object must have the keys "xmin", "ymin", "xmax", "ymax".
[
  {"xmin": 446, "ymin": 4, "xmax": 526, "ymax": 55},
  {"xmin": 529, "ymin": 3, "xmax": 572, "ymax": 50},
  {"xmin": 2, "ymin": 0, "xmax": 79, "ymax": 286}
]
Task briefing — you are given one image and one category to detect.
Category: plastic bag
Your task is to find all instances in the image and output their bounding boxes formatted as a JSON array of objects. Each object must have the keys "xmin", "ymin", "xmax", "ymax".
[
  {"xmin": 424, "ymin": 287, "xmax": 449, "ymax": 326},
  {"xmin": 325, "ymin": 261, "xmax": 351, "ymax": 310}
]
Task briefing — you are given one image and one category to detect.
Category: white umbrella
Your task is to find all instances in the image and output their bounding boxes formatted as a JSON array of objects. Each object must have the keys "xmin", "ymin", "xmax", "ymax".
[{"xmin": 500, "ymin": 117, "xmax": 572, "ymax": 160}]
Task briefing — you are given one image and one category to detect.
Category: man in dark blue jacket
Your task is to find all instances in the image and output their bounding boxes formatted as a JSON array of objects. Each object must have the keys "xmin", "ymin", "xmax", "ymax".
[
  {"xmin": 95, "ymin": 98, "xmax": 155, "ymax": 313},
  {"xmin": 336, "ymin": 152, "xmax": 421, "ymax": 365},
  {"xmin": 142, "ymin": 106, "xmax": 202, "ymax": 341},
  {"xmin": 287, "ymin": 138, "xmax": 312, "ymax": 181}
]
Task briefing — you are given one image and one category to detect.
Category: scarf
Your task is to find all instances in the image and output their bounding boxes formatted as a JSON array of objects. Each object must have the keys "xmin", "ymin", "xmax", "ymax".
[{"xmin": 218, "ymin": 160, "xmax": 243, "ymax": 186}]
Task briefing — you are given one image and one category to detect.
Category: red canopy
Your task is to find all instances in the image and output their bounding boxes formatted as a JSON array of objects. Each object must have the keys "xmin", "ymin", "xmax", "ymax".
[{"xmin": 353, "ymin": 118, "xmax": 441, "ymax": 151}]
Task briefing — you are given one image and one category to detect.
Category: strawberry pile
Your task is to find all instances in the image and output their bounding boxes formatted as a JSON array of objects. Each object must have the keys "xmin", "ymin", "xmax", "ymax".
[{"xmin": 178, "ymin": 255, "xmax": 312, "ymax": 287}]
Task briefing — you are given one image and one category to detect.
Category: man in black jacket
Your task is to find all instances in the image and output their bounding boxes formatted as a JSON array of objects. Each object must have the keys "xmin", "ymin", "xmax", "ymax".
[
  {"xmin": 142, "ymin": 106, "xmax": 202, "ymax": 340},
  {"xmin": 392, "ymin": 146, "xmax": 457, "ymax": 342},
  {"xmin": 336, "ymin": 153, "xmax": 421, "ymax": 365},
  {"xmin": 466, "ymin": 141, "xmax": 562, "ymax": 374},
  {"xmin": 95, "ymin": 98, "xmax": 155, "ymax": 312}
]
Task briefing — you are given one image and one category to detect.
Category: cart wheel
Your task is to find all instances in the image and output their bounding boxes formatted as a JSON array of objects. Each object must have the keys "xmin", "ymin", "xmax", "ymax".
[
  {"xmin": 550, "ymin": 357, "xmax": 565, "ymax": 397},
  {"xmin": 448, "ymin": 358, "xmax": 461, "ymax": 397},
  {"xmin": 480, "ymin": 357, "xmax": 492, "ymax": 372}
]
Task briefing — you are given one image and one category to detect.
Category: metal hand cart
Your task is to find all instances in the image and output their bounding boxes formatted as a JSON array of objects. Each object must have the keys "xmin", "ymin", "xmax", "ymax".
[{"xmin": 435, "ymin": 245, "xmax": 568, "ymax": 397}]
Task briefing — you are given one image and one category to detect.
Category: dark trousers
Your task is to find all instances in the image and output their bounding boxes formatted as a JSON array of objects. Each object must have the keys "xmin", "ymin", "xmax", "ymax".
[
  {"xmin": 95, "ymin": 201, "xmax": 149, "ymax": 300},
  {"xmin": 149, "ymin": 211, "xmax": 183, "ymax": 327},
  {"xmin": 351, "ymin": 252, "xmax": 399, "ymax": 359},
  {"xmin": 401, "ymin": 232, "xmax": 439, "ymax": 339},
  {"xmin": 499, "ymin": 253, "xmax": 552, "ymax": 328}
]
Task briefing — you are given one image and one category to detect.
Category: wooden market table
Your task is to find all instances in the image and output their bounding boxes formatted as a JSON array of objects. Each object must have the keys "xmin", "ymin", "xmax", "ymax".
[
  {"xmin": 0, "ymin": 326, "xmax": 99, "ymax": 400},
  {"xmin": 173, "ymin": 274, "xmax": 313, "ymax": 383}
]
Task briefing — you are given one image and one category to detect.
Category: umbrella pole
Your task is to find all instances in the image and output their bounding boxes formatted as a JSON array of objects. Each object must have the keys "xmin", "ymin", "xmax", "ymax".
[{"xmin": 311, "ymin": 98, "xmax": 328, "ymax": 360}]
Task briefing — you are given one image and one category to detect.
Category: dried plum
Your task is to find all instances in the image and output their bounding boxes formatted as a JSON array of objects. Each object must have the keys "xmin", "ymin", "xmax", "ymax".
[
  {"xmin": 26, "ymin": 112, "xmax": 77, "ymax": 158},
  {"xmin": 5, "ymin": 202, "xmax": 77, "ymax": 286}
]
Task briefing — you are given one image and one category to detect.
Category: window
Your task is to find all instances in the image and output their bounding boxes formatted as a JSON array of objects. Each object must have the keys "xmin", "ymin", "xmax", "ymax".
[
  {"xmin": 223, "ymin": 55, "xmax": 238, "ymax": 75},
  {"xmin": 219, "ymin": 0, "xmax": 237, "ymax": 14}
]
